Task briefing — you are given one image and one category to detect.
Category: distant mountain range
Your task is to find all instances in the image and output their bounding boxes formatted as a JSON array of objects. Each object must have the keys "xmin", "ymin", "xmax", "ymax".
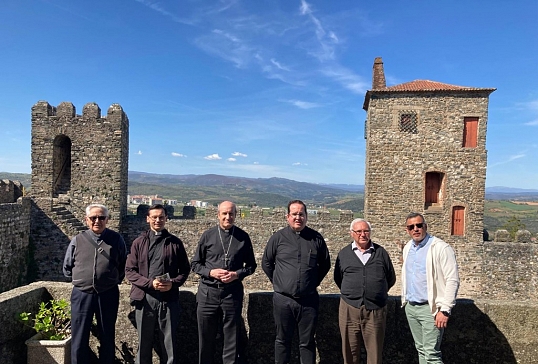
[{"xmin": 1, "ymin": 172, "xmax": 537, "ymax": 204}]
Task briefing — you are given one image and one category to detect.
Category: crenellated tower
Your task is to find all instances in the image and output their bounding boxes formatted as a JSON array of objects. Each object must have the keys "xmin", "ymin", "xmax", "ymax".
[{"xmin": 31, "ymin": 101, "xmax": 129, "ymax": 229}]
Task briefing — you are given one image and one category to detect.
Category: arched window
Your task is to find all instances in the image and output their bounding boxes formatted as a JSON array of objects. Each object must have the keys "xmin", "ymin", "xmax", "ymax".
[{"xmin": 53, "ymin": 135, "xmax": 72, "ymax": 196}]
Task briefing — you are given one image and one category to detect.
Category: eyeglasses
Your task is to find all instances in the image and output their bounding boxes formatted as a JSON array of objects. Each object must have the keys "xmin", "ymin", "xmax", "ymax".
[
  {"xmin": 406, "ymin": 223, "xmax": 425, "ymax": 231},
  {"xmin": 148, "ymin": 215, "xmax": 166, "ymax": 221},
  {"xmin": 352, "ymin": 229, "xmax": 370, "ymax": 234},
  {"xmin": 88, "ymin": 216, "xmax": 107, "ymax": 222},
  {"xmin": 289, "ymin": 213, "xmax": 306, "ymax": 218}
]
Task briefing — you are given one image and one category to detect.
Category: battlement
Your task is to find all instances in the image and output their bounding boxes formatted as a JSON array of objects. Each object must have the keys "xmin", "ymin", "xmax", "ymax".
[
  {"xmin": 31, "ymin": 100, "xmax": 127, "ymax": 124},
  {"xmin": 0, "ymin": 179, "xmax": 23, "ymax": 204}
]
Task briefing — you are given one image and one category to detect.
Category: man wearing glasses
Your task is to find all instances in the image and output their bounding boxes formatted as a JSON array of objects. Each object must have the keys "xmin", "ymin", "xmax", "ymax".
[
  {"xmin": 63, "ymin": 203, "xmax": 127, "ymax": 364},
  {"xmin": 262, "ymin": 200, "xmax": 331, "ymax": 364},
  {"xmin": 401, "ymin": 212, "xmax": 460, "ymax": 364},
  {"xmin": 126, "ymin": 204, "xmax": 191, "ymax": 364},
  {"xmin": 334, "ymin": 218, "xmax": 396, "ymax": 364}
]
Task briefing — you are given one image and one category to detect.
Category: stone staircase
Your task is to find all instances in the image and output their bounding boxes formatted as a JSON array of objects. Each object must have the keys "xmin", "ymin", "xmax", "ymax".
[{"xmin": 52, "ymin": 193, "xmax": 86, "ymax": 234}]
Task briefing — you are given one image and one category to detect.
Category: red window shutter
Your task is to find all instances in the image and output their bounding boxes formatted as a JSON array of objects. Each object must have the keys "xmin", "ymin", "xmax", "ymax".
[
  {"xmin": 463, "ymin": 117, "xmax": 479, "ymax": 148},
  {"xmin": 451, "ymin": 206, "xmax": 465, "ymax": 235}
]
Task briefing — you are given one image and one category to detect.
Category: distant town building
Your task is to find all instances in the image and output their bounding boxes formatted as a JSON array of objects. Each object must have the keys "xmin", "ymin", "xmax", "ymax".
[{"xmin": 189, "ymin": 200, "xmax": 208, "ymax": 208}]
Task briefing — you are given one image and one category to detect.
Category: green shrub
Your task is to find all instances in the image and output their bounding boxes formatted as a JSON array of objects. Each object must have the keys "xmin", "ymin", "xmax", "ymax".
[{"xmin": 19, "ymin": 299, "xmax": 71, "ymax": 340}]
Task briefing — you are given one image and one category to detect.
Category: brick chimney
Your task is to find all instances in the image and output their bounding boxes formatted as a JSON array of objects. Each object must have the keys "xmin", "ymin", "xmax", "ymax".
[{"xmin": 372, "ymin": 57, "xmax": 386, "ymax": 89}]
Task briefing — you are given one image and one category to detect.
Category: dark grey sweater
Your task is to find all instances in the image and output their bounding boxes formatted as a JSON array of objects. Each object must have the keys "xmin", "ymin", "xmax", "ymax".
[
  {"xmin": 334, "ymin": 241, "xmax": 396, "ymax": 310},
  {"xmin": 63, "ymin": 229, "xmax": 127, "ymax": 293}
]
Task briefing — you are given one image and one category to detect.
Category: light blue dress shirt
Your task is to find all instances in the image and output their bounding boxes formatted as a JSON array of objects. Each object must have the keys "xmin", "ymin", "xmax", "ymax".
[{"xmin": 405, "ymin": 233, "xmax": 433, "ymax": 303}]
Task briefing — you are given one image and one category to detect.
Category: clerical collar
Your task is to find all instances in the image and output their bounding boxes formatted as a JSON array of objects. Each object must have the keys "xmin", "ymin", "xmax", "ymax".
[{"xmin": 150, "ymin": 230, "xmax": 162, "ymax": 236}]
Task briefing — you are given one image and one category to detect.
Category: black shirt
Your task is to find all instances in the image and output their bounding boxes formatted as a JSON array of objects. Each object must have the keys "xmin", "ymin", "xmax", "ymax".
[
  {"xmin": 262, "ymin": 225, "xmax": 331, "ymax": 297},
  {"xmin": 148, "ymin": 230, "xmax": 165, "ymax": 279},
  {"xmin": 191, "ymin": 225, "xmax": 257, "ymax": 286}
]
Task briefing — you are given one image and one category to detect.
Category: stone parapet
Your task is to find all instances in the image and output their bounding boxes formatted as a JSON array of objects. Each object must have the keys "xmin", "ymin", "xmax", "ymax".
[{"xmin": 0, "ymin": 282, "xmax": 536, "ymax": 364}]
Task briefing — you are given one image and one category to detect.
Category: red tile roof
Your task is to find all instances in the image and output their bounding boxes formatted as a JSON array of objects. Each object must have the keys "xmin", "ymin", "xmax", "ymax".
[
  {"xmin": 382, "ymin": 79, "xmax": 493, "ymax": 92},
  {"xmin": 363, "ymin": 80, "xmax": 496, "ymax": 110}
]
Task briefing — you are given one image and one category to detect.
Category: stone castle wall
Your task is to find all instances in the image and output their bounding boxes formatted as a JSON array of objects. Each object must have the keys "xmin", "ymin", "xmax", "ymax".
[
  {"xmin": 1, "ymin": 282, "xmax": 537, "ymax": 364},
  {"xmin": 4, "ymin": 200, "xmax": 534, "ymax": 301},
  {"xmin": 0, "ymin": 197, "xmax": 31, "ymax": 292}
]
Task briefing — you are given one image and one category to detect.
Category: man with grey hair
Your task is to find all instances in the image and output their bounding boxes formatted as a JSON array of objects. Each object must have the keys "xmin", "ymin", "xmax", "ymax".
[
  {"xmin": 402, "ymin": 212, "xmax": 459, "ymax": 364},
  {"xmin": 334, "ymin": 218, "xmax": 396, "ymax": 364},
  {"xmin": 63, "ymin": 203, "xmax": 127, "ymax": 364}
]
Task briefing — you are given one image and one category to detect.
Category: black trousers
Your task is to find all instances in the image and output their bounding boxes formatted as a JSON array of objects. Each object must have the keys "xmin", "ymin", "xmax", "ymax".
[
  {"xmin": 70, "ymin": 286, "xmax": 119, "ymax": 364},
  {"xmin": 273, "ymin": 292, "xmax": 319, "ymax": 364},
  {"xmin": 135, "ymin": 294, "xmax": 180, "ymax": 364},
  {"xmin": 196, "ymin": 283, "xmax": 244, "ymax": 364}
]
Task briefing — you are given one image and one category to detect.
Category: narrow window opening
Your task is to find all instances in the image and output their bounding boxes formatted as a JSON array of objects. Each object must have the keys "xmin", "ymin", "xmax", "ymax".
[
  {"xmin": 425, "ymin": 172, "xmax": 443, "ymax": 209},
  {"xmin": 451, "ymin": 206, "xmax": 465, "ymax": 236}
]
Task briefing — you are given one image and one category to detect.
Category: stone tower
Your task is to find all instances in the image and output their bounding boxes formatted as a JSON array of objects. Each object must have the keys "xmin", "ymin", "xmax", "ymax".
[
  {"xmin": 363, "ymin": 57, "xmax": 495, "ymax": 296},
  {"xmin": 30, "ymin": 101, "xmax": 129, "ymax": 230}
]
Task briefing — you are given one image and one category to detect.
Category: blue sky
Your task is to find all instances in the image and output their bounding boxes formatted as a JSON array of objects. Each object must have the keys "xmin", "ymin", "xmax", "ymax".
[{"xmin": 1, "ymin": 0, "xmax": 537, "ymax": 189}]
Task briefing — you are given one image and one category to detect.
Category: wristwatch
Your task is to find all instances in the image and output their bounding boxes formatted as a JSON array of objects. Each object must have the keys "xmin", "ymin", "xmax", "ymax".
[{"xmin": 439, "ymin": 310, "xmax": 450, "ymax": 317}]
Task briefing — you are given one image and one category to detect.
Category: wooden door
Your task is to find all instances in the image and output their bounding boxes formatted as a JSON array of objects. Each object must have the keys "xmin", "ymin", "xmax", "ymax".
[{"xmin": 451, "ymin": 206, "xmax": 465, "ymax": 235}]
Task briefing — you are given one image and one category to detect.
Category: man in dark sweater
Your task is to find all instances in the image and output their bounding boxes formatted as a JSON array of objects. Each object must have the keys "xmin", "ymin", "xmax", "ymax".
[
  {"xmin": 334, "ymin": 218, "xmax": 396, "ymax": 364},
  {"xmin": 262, "ymin": 199, "xmax": 331, "ymax": 364},
  {"xmin": 126, "ymin": 204, "xmax": 190, "ymax": 364},
  {"xmin": 63, "ymin": 203, "xmax": 127, "ymax": 364}
]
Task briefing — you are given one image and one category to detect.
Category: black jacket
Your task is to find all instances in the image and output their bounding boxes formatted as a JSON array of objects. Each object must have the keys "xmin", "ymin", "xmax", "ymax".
[{"xmin": 126, "ymin": 229, "xmax": 190, "ymax": 302}]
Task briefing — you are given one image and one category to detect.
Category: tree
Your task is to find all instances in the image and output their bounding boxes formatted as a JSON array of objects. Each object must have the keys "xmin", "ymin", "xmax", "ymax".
[{"xmin": 501, "ymin": 216, "xmax": 526, "ymax": 240}]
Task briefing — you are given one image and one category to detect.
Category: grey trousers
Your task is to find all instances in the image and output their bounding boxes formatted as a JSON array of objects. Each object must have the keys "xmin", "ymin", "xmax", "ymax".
[{"xmin": 135, "ymin": 294, "xmax": 180, "ymax": 364}]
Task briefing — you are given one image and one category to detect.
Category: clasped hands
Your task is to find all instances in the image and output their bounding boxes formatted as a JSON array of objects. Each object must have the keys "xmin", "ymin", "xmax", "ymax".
[
  {"xmin": 210, "ymin": 268, "xmax": 238, "ymax": 283},
  {"xmin": 152, "ymin": 279, "xmax": 172, "ymax": 292}
]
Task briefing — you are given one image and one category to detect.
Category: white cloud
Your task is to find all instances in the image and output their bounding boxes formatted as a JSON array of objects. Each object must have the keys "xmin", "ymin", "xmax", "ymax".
[
  {"xmin": 204, "ymin": 153, "xmax": 222, "ymax": 160},
  {"xmin": 253, "ymin": 162, "xmax": 259, "ymax": 165},
  {"xmin": 136, "ymin": 150, "xmax": 142, "ymax": 155},
  {"xmin": 321, "ymin": 66, "xmax": 369, "ymax": 94},
  {"xmin": 524, "ymin": 119, "xmax": 538, "ymax": 126},
  {"xmin": 489, "ymin": 153, "xmax": 526, "ymax": 168},
  {"xmin": 133, "ymin": 0, "xmax": 192, "ymax": 24},
  {"xmin": 171, "ymin": 152, "xmax": 186, "ymax": 157},
  {"xmin": 232, "ymin": 152, "xmax": 247, "ymax": 157},
  {"xmin": 270, "ymin": 58, "xmax": 290, "ymax": 72},
  {"xmin": 292, "ymin": 162, "xmax": 308, "ymax": 166},
  {"xmin": 281, "ymin": 99, "xmax": 321, "ymax": 109},
  {"xmin": 228, "ymin": 158, "xmax": 237, "ymax": 162}
]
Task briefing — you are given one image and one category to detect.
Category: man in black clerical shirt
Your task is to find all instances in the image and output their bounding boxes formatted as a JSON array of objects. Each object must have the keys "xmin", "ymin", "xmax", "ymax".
[
  {"xmin": 262, "ymin": 199, "xmax": 331, "ymax": 364},
  {"xmin": 126, "ymin": 204, "xmax": 191, "ymax": 364},
  {"xmin": 191, "ymin": 200, "xmax": 257, "ymax": 364}
]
